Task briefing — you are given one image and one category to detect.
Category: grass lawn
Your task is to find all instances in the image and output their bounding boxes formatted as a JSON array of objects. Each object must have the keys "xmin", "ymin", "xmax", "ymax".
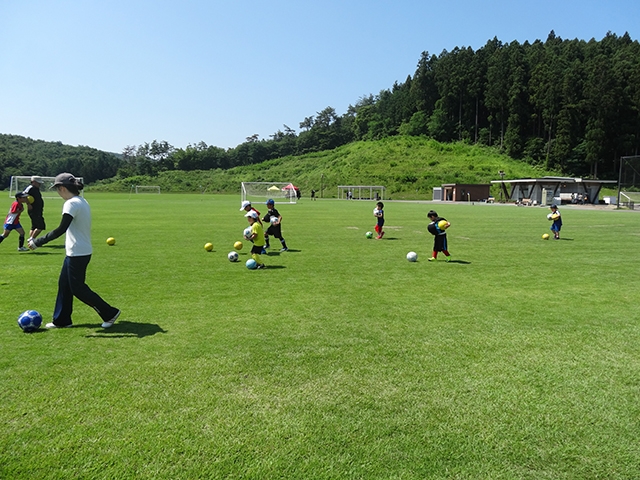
[{"xmin": 2, "ymin": 193, "xmax": 640, "ymax": 479}]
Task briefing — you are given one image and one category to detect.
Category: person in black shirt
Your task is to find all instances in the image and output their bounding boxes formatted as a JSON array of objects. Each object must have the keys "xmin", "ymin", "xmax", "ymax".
[
  {"xmin": 427, "ymin": 210, "xmax": 451, "ymax": 262},
  {"xmin": 23, "ymin": 176, "xmax": 46, "ymax": 240},
  {"xmin": 262, "ymin": 199, "xmax": 289, "ymax": 252}
]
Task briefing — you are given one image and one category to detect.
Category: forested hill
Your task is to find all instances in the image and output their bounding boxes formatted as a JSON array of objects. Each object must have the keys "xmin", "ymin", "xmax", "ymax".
[
  {"xmin": 0, "ymin": 134, "xmax": 121, "ymax": 188},
  {"xmin": 90, "ymin": 137, "xmax": 560, "ymax": 199},
  {"xmin": 3, "ymin": 32, "xmax": 639, "ymax": 187}
]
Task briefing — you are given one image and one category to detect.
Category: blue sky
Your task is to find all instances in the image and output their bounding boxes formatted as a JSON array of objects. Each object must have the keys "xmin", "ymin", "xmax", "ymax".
[{"xmin": 1, "ymin": 0, "xmax": 639, "ymax": 153}]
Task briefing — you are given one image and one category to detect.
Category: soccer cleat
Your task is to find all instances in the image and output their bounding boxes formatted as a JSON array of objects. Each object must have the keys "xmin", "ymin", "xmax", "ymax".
[
  {"xmin": 445, "ymin": 256, "xmax": 451, "ymax": 262},
  {"xmin": 101, "ymin": 309, "xmax": 120, "ymax": 328},
  {"xmin": 376, "ymin": 236, "xmax": 381, "ymax": 240},
  {"xmin": 261, "ymin": 248, "xmax": 267, "ymax": 254},
  {"xmin": 256, "ymin": 264, "xmax": 266, "ymax": 269},
  {"xmin": 45, "ymin": 322, "xmax": 72, "ymax": 329},
  {"xmin": 280, "ymin": 247, "xmax": 288, "ymax": 252},
  {"xmin": 428, "ymin": 257, "xmax": 436, "ymax": 261},
  {"xmin": 17, "ymin": 247, "xmax": 29, "ymax": 251}
]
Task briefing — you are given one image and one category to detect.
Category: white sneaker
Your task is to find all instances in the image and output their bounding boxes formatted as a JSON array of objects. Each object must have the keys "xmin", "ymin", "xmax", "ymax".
[
  {"xmin": 18, "ymin": 247, "xmax": 29, "ymax": 251},
  {"xmin": 46, "ymin": 322, "xmax": 71, "ymax": 328},
  {"xmin": 101, "ymin": 309, "xmax": 120, "ymax": 328}
]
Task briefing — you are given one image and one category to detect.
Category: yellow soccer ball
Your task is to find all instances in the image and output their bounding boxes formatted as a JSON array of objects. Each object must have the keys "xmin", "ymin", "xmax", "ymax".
[
  {"xmin": 542, "ymin": 233, "xmax": 550, "ymax": 240},
  {"xmin": 437, "ymin": 219, "xmax": 448, "ymax": 230},
  {"xmin": 106, "ymin": 237, "xmax": 116, "ymax": 246},
  {"xmin": 234, "ymin": 241, "xmax": 243, "ymax": 250},
  {"xmin": 27, "ymin": 195, "xmax": 34, "ymax": 204},
  {"xmin": 204, "ymin": 242, "xmax": 213, "ymax": 251}
]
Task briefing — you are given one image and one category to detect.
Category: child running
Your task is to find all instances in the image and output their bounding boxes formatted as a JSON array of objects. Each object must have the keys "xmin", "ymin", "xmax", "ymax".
[
  {"xmin": 373, "ymin": 201, "xmax": 385, "ymax": 239},
  {"xmin": 427, "ymin": 210, "xmax": 451, "ymax": 262},
  {"xmin": 245, "ymin": 211, "xmax": 266, "ymax": 269},
  {"xmin": 0, "ymin": 192, "xmax": 30, "ymax": 251}
]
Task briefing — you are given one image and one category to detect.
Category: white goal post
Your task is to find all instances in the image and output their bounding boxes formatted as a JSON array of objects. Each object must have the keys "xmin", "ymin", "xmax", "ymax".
[
  {"xmin": 241, "ymin": 182, "xmax": 298, "ymax": 204},
  {"xmin": 134, "ymin": 185, "xmax": 161, "ymax": 194},
  {"xmin": 9, "ymin": 176, "xmax": 84, "ymax": 198},
  {"xmin": 338, "ymin": 185, "xmax": 386, "ymax": 200}
]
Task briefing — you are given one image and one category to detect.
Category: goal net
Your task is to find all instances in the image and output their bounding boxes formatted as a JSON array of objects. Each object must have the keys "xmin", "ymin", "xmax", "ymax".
[
  {"xmin": 134, "ymin": 185, "xmax": 161, "ymax": 194},
  {"xmin": 241, "ymin": 182, "xmax": 298, "ymax": 204},
  {"xmin": 9, "ymin": 176, "xmax": 84, "ymax": 198},
  {"xmin": 338, "ymin": 185, "xmax": 386, "ymax": 200},
  {"xmin": 618, "ymin": 155, "xmax": 640, "ymax": 209}
]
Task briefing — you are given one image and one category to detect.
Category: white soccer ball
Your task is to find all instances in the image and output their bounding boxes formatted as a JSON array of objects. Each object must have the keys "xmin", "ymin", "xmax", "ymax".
[
  {"xmin": 406, "ymin": 251, "xmax": 418, "ymax": 262},
  {"xmin": 228, "ymin": 251, "xmax": 239, "ymax": 262},
  {"xmin": 243, "ymin": 227, "xmax": 253, "ymax": 240},
  {"xmin": 547, "ymin": 213, "xmax": 553, "ymax": 220},
  {"xmin": 270, "ymin": 216, "xmax": 279, "ymax": 225}
]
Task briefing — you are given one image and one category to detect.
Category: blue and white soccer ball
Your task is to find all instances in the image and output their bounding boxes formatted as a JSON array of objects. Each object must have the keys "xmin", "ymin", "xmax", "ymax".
[
  {"xmin": 246, "ymin": 258, "xmax": 257, "ymax": 270},
  {"xmin": 406, "ymin": 251, "xmax": 418, "ymax": 262},
  {"xmin": 269, "ymin": 216, "xmax": 279, "ymax": 225},
  {"xmin": 17, "ymin": 310, "xmax": 42, "ymax": 332},
  {"xmin": 243, "ymin": 227, "xmax": 253, "ymax": 241},
  {"xmin": 228, "ymin": 251, "xmax": 239, "ymax": 262}
]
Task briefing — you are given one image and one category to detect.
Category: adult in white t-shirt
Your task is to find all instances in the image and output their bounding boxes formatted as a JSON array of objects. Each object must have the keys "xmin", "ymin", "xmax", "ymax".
[{"xmin": 29, "ymin": 173, "xmax": 120, "ymax": 329}]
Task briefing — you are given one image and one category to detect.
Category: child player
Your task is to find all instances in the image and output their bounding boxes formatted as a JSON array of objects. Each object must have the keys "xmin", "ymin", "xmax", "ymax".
[
  {"xmin": 245, "ymin": 211, "xmax": 266, "ymax": 269},
  {"xmin": 0, "ymin": 192, "xmax": 30, "ymax": 251},
  {"xmin": 427, "ymin": 210, "xmax": 451, "ymax": 262},
  {"xmin": 240, "ymin": 200, "xmax": 263, "ymax": 226},
  {"xmin": 263, "ymin": 199, "xmax": 288, "ymax": 252},
  {"xmin": 549, "ymin": 203, "xmax": 562, "ymax": 239},
  {"xmin": 373, "ymin": 201, "xmax": 385, "ymax": 239}
]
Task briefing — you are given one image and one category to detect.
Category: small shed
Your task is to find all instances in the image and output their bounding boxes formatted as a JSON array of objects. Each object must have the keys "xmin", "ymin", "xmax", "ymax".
[
  {"xmin": 491, "ymin": 177, "xmax": 617, "ymax": 205},
  {"xmin": 441, "ymin": 184, "xmax": 491, "ymax": 202}
]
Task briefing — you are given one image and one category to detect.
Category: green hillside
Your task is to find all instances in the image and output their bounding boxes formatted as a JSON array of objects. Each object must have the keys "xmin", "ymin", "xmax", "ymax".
[{"xmin": 91, "ymin": 136, "xmax": 560, "ymax": 199}]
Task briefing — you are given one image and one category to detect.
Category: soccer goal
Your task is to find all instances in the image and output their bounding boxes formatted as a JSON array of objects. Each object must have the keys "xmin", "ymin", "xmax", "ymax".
[
  {"xmin": 617, "ymin": 155, "xmax": 640, "ymax": 209},
  {"xmin": 134, "ymin": 185, "xmax": 161, "ymax": 194},
  {"xmin": 9, "ymin": 176, "xmax": 84, "ymax": 198},
  {"xmin": 338, "ymin": 185, "xmax": 386, "ymax": 200},
  {"xmin": 241, "ymin": 182, "xmax": 298, "ymax": 204}
]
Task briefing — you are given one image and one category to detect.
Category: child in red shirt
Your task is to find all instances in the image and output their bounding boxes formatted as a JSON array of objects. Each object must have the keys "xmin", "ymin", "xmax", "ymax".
[{"xmin": 0, "ymin": 192, "xmax": 30, "ymax": 251}]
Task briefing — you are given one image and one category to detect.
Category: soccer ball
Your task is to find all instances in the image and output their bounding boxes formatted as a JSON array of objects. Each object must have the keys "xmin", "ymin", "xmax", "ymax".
[
  {"xmin": 106, "ymin": 237, "xmax": 116, "ymax": 245},
  {"xmin": 18, "ymin": 310, "xmax": 42, "ymax": 333},
  {"xmin": 437, "ymin": 220, "xmax": 448, "ymax": 230},
  {"xmin": 246, "ymin": 258, "xmax": 257, "ymax": 270},
  {"xmin": 366, "ymin": 231, "xmax": 373, "ymax": 239},
  {"xmin": 547, "ymin": 213, "xmax": 553, "ymax": 220},
  {"xmin": 270, "ymin": 216, "xmax": 279, "ymax": 225},
  {"xmin": 27, "ymin": 195, "xmax": 34, "ymax": 204},
  {"xmin": 204, "ymin": 242, "xmax": 213, "ymax": 251},
  {"xmin": 406, "ymin": 251, "xmax": 418, "ymax": 262},
  {"xmin": 228, "ymin": 251, "xmax": 239, "ymax": 262},
  {"xmin": 243, "ymin": 227, "xmax": 253, "ymax": 241},
  {"xmin": 542, "ymin": 233, "xmax": 550, "ymax": 240},
  {"xmin": 234, "ymin": 241, "xmax": 243, "ymax": 250}
]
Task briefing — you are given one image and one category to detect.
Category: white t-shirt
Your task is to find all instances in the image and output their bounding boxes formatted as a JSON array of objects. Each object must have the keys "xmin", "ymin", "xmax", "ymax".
[{"xmin": 62, "ymin": 196, "xmax": 92, "ymax": 256}]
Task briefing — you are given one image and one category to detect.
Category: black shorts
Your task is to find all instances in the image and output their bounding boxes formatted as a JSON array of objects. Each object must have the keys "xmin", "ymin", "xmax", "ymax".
[
  {"xmin": 251, "ymin": 245, "xmax": 264, "ymax": 254},
  {"xmin": 266, "ymin": 224, "xmax": 282, "ymax": 238},
  {"xmin": 29, "ymin": 212, "xmax": 46, "ymax": 230},
  {"xmin": 433, "ymin": 234, "xmax": 448, "ymax": 252}
]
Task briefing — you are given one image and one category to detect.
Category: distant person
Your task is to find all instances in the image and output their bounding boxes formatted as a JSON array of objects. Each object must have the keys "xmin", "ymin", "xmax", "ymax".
[
  {"xmin": 296, "ymin": 189, "xmax": 301, "ymax": 200},
  {"xmin": 245, "ymin": 210, "xmax": 266, "ymax": 269},
  {"xmin": 263, "ymin": 199, "xmax": 289, "ymax": 252},
  {"xmin": 28, "ymin": 173, "xmax": 120, "ymax": 329},
  {"xmin": 311, "ymin": 189, "xmax": 316, "ymax": 201},
  {"xmin": 373, "ymin": 201, "xmax": 385, "ymax": 239},
  {"xmin": 0, "ymin": 192, "xmax": 30, "ymax": 251},
  {"xmin": 23, "ymin": 175, "xmax": 46, "ymax": 240},
  {"xmin": 427, "ymin": 210, "xmax": 451, "ymax": 262},
  {"xmin": 549, "ymin": 204, "xmax": 562, "ymax": 240}
]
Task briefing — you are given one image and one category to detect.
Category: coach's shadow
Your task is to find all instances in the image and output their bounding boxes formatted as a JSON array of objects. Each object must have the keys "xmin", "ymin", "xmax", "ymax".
[{"xmin": 85, "ymin": 321, "xmax": 167, "ymax": 338}]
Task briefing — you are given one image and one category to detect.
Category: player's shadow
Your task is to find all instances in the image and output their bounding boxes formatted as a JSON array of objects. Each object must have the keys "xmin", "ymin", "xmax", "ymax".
[
  {"xmin": 84, "ymin": 321, "xmax": 167, "ymax": 338},
  {"xmin": 558, "ymin": 238, "xmax": 574, "ymax": 241},
  {"xmin": 264, "ymin": 265, "xmax": 287, "ymax": 269},
  {"xmin": 380, "ymin": 237, "xmax": 400, "ymax": 240},
  {"xmin": 446, "ymin": 259, "xmax": 471, "ymax": 264}
]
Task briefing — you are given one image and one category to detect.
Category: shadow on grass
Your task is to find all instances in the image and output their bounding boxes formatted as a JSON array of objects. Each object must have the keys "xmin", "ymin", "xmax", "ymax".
[
  {"xmin": 379, "ymin": 237, "xmax": 400, "ymax": 240},
  {"xmin": 84, "ymin": 320, "xmax": 168, "ymax": 339},
  {"xmin": 263, "ymin": 265, "xmax": 287, "ymax": 269},
  {"xmin": 558, "ymin": 238, "xmax": 574, "ymax": 241}
]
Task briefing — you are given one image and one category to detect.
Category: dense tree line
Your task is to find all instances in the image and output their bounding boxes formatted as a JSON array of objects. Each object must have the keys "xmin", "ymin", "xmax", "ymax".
[
  {"xmin": 0, "ymin": 134, "xmax": 122, "ymax": 188},
  {"xmin": 3, "ymin": 32, "xmax": 639, "ymax": 185}
]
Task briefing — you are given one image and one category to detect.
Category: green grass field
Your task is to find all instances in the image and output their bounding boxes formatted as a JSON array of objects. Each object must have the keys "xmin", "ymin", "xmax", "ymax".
[{"xmin": 2, "ymin": 194, "xmax": 640, "ymax": 479}]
